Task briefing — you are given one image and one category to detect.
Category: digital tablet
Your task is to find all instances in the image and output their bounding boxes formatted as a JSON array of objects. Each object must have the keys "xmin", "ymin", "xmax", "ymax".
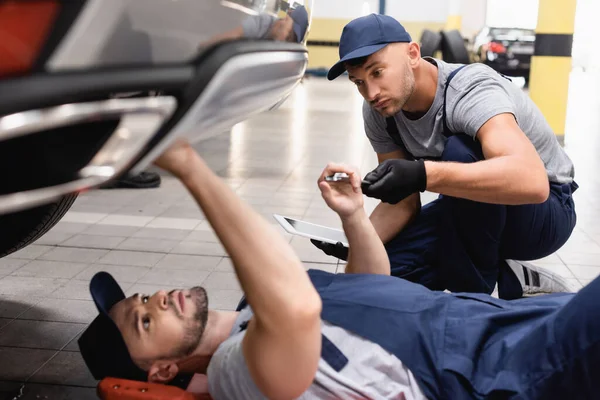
[{"xmin": 273, "ymin": 214, "xmax": 349, "ymax": 247}]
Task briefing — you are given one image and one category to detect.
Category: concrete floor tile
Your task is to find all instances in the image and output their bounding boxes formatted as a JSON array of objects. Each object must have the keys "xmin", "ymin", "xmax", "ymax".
[
  {"xmin": 184, "ymin": 230, "xmax": 220, "ymax": 243},
  {"xmin": 5, "ymin": 245, "xmax": 54, "ymax": 260},
  {"xmin": 96, "ymin": 250, "xmax": 165, "ymax": 267},
  {"xmin": 154, "ymin": 254, "xmax": 221, "ymax": 271},
  {"xmin": 98, "ymin": 214, "xmax": 154, "ymax": 227},
  {"xmin": 60, "ymin": 234, "xmax": 126, "ymax": 250},
  {"xmin": 0, "ymin": 276, "xmax": 68, "ymax": 297},
  {"xmin": 81, "ymin": 224, "xmax": 141, "ymax": 237},
  {"xmin": 115, "ymin": 205, "xmax": 170, "ymax": 217},
  {"xmin": 0, "ymin": 320, "xmax": 84, "ymax": 349},
  {"xmin": 132, "ymin": 227, "xmax": 191, "ymax": 241},
  {"xmin": 532, "ymin": 253, "xmax": 565, "ymax": 265},
  {"xmin": 49, "ymin": 222, "xmax": 92, "ymax": 234},
  {"xmin": 0, "ymin": 347, "xmax": 56, "ymax": 381},
  {"xmin": 0, "ymin": 258, "xmax": 29, "ymax": 276},
  {"xmin": 159, "ymin": 206, "xmax": 205, "ymax": 219},
  {"xmin": 47, "ymin": 280, "xmax": 95, "ymax": 301},
  {"xmin": 204, "ymin": 288, "xmax": 244, "ymax": 311},
  {"xmin": 202, "ymin": 272, "xmax": 241, "ymax": 291},
  {"xmin": 171, "ymin": 242, "xmax": 226, "ymax": 257},
  {"xmin": 138, "ymin": 269, "xmax": 210, "ymax": 287},
  {"xmin": 117, "ymin": 237, "xmax": 179, "ymax": 253},
  {"xmin": 63, "ymin": 331, "xmax": 83, "ymax": 352},
  {"xmin": 30, "ymin": 351, "xmax": 97, "ymax": 387},
  {"xmin": 39, "ymin": 247, "xmax": 108, "ymax": 264},
  {"xmin": 61, "ymin": 211, "xmax": 107, "ymax": 224},
  {"xmin": 558, "ymin": 252, "xmax": 600, "ymax": 267},
  {"xmin": 19, "ymin": 299, "xmax": 96, "ymax": 324},
  {"xmin": 146, "ymin": 217, "xmax": 202, "ymax": 230},
  {"xmin": 215, "ymin": 257, "xmax": 235, "ymax": 273},
  {"xmin": 18, "ymin": 383, "xmax": 98, "ymax": 399},
  {"xmin": 0, "ymin": 296, "xmax": 43, "ymax": 319},
  {"xmin": 75, "ymin": 264, "xmax": 150, "ymax": 283},
  {"xmin": 12, "ymin": 261, "xmax": 88, "ymax": 280},
  {"xmin": 567, "ymin": 264, "xmax": 600, "ymax": 280},
  {"xmin": 33, "ymin": 231, "xmax": 74, "ymax": 246}
]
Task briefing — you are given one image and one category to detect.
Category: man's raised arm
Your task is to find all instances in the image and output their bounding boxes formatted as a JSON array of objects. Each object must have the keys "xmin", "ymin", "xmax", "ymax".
[
  {"xmin": 318, "ymin": 163, "xmax": 390, "ymax": 276},
  {"xmin": 153, "ymin": 140, "xmax": 321, "ymax": 400}
]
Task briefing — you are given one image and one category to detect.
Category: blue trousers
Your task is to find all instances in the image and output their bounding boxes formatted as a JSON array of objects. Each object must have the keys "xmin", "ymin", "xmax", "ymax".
[
  {"xmin": 440, "ymin": 274, "xmax": 600, "ymax": 399},
  {"xmin": 386, "ymin": 135, "xmax": 578, "ymax": 298}
]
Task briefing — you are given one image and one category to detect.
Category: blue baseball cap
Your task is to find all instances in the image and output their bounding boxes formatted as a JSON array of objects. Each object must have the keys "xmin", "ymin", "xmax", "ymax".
[
  {"xmin": 289, "ymin": 5, "xmax": 309, "ymax": 43},
  {"xmin": 327, "ymin": 14, "xmax": 412, "ymax": 80}
]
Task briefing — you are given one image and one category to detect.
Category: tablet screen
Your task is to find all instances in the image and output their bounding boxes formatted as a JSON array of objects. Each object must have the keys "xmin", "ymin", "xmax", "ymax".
[{"xmin": 282, "ymin": 216, "xmax": 348, "ymax": 245}]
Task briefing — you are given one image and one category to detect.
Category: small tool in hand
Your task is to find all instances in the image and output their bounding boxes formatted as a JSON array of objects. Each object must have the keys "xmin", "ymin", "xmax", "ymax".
[{"xmin": 325, "ymin": 172, "xmax": 351, "ymax": 182}]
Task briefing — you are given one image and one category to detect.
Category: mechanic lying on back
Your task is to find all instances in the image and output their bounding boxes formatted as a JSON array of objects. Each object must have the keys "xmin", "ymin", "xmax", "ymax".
[{"xmin": 80, "ymin": 140, "xmax": 598, "ymax": 400}]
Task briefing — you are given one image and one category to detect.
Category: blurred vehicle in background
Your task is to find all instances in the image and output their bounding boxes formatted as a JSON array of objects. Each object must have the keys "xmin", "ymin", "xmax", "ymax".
[
  {"xmin": 472, "ymin": 26, "xmax": 536, "ymax": 83},
  {"xmin": 0, "ymin": 0, "xmax": 312, "ymax": 258}
]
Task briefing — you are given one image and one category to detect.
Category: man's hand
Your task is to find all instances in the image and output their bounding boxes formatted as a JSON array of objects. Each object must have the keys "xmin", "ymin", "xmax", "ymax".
[
  {"xmin": 317, "ymin": 162, "xmax": 364, "ymax": 218},
  {"xmin": 153, "ymin": 139, "xmax": 197, "ymax": 180},
  {"xmin": 361, "ymin": 159, "xmax": 427, "ymax": 204}
]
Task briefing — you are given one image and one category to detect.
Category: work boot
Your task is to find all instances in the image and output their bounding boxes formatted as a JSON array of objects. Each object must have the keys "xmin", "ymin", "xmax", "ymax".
[{"xmin": 100, "ymin": 171, "xmax": 161, "ymax": 189}]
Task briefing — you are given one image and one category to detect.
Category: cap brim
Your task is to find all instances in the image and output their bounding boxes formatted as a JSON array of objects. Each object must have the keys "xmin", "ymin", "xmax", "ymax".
[
  {"xmin": 327, "ymin": 43, "xmax": 389, "ymax": 81},
  {"xmin": 90, "ymin": 271, "xmax": 126, "ymax": 315}
]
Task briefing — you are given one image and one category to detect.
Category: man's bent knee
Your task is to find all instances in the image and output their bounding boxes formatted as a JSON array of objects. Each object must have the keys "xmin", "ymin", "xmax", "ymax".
[{"xmin": 441, "ymin": 134, "xmax": 483, "ymax": 164}]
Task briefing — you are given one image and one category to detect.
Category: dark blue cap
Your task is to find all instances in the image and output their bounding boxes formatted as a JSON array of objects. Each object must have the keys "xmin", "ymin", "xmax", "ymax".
[
  {"xmin": 78, "ymin": 272, "xmax": 148, "ymax": 382},
  {"xmin": 327, "ymin": 14, "xmax": 412, "ymax": 80},
  {"xmin": 289, "ymin": 5, "xmax": 309, "ymax": 43},
  {"xmin": 78, "ymin": 272, "xmax": 195, "ymax": 388}
]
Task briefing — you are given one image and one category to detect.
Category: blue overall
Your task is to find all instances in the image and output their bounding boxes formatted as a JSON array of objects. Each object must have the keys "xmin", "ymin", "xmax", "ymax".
[
  {"xmin": 384, "ymin": 66, "xmax": 578, "ymax": 299},
  {"xmin": 300, "ymin": 269, "xmax": 600, "ymax": 400}
]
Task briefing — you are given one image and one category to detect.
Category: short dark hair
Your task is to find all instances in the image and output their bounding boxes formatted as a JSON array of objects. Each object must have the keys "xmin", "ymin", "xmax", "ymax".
[{"xmin": 344, "ymin": 56, "xmax": 370, "ymax": 68}]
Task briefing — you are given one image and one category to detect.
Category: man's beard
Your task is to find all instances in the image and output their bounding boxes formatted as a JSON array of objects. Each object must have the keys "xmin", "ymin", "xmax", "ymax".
[
  {"xmin": 170, "ymin": 286, "xmax": 209, "ymax": 359},
  {"xmin": 375, "ymin": 71, "xmax": 415, "ymax": 117}
]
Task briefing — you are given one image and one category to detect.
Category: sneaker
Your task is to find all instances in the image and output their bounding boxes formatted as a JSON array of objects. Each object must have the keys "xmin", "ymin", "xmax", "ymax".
[{"xmin": 505, "ymin": 260, "xmax": 578, "ymax": 296}]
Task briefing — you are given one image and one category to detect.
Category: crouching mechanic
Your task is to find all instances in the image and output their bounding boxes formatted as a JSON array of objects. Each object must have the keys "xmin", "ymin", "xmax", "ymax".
[
  {"xmin": 80, "ymin": 140, "xmax": 598, "ymax": 399},
  {"xmin": 314, "ymin": 14, "xmax": 578, "ymax": 300}
]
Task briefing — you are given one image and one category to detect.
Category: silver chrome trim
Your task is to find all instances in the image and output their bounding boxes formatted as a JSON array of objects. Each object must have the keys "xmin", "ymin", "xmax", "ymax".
[
  {"xmin": 0, "ymin": 97, "xmax": 177, "ymax": 214},
  {"xmin": 130, "ymin": 50, "xmax": 307, "ymax": 174}
]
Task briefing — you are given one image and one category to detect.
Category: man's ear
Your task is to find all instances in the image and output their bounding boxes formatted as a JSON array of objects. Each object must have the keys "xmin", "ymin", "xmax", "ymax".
[
  {"xmin": 148, "ymin": 361, "xmax": 179, "ymax": 384},
  {"xmin": 408, "ymin": 42, "xmax": 421, "ymax": 65}
]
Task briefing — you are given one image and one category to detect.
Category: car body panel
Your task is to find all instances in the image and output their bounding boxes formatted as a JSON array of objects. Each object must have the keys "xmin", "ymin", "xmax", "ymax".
[
  {"xmin": 0, "ymin": 0, "xmax": 313, "ymax": 214},
  {"xmin": 47, "ymin": 0, "xmax": 311, "ymax": 70}
]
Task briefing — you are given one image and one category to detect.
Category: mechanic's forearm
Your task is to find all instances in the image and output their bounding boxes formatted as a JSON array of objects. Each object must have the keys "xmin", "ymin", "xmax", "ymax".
[
  {"xmin": 369, "ymin": 193, "xmax": 420, "ymax": 244},
  {"xmin": 179, "ymin": 154, "xmax": 321, "ymax": 331},
  {"xmin": 342, "ymin": 209, "xmax": 390, "ymax": 276},
  {"xmin": 425, "ymin": 156, "xmax": 549, "ymax": 205}
]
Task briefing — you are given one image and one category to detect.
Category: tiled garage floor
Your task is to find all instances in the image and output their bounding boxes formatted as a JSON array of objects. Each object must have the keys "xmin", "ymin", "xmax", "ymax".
[{"xmin": 1, "ymin": 72, "xmax": 600, "ymax": 399}]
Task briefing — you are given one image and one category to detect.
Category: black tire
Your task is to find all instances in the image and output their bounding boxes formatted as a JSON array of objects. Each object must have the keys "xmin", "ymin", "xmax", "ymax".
[
  {"xmin": 420, "ymin": 29, "xmax": 442, "ymax": 57},
  {"xmin": 440, "ymin": 30, "xmax": 471, "ymax": 64},
  {"xmin": 0, "ymin": 194, "xmax": 78, "ymax": 258}
]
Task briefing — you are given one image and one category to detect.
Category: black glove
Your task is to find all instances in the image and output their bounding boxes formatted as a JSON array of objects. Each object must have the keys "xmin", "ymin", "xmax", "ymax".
[
  {"xmin": 310, "ymin": 239, "xmax": 348, "ymax": 261},
  {"xmin": 361, "ymin": 159, "xmax": 427, "ymax": 204}
]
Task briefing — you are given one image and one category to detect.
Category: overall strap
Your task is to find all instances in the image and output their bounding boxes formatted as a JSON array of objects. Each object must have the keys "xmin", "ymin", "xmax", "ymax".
[
  {"xmin": 442, "ymin": 64, "xmax": 468, "ymax": 138},
  {"xmin": 442, "ymin": 65, "xmax": 513, "ymax": 137},
  {"xmin": 236, "ymin": 308, "xmax": 349, "ymax": 373},
  {"xmin": 385, "ymin": 117, "xmax": 414, "ymax": 160}
]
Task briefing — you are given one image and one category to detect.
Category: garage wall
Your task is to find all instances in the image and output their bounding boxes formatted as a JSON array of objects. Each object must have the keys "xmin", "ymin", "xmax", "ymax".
[{"xmin": 306, "ymin": 0, "xmax": 448, "ymax": 70}]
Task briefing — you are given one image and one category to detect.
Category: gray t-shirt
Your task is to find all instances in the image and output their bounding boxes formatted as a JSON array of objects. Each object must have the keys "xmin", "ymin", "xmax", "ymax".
[
  {"xmin": 363, "ymin": 57, "xmax": 575, "ymax": 184},
  {"xmin": 241, "ymin": 13, "xmax": 276, "ymax": 39},
  {"xmin": 207, "ymin": 307, "xmax": 428, "ymax": 399}
]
